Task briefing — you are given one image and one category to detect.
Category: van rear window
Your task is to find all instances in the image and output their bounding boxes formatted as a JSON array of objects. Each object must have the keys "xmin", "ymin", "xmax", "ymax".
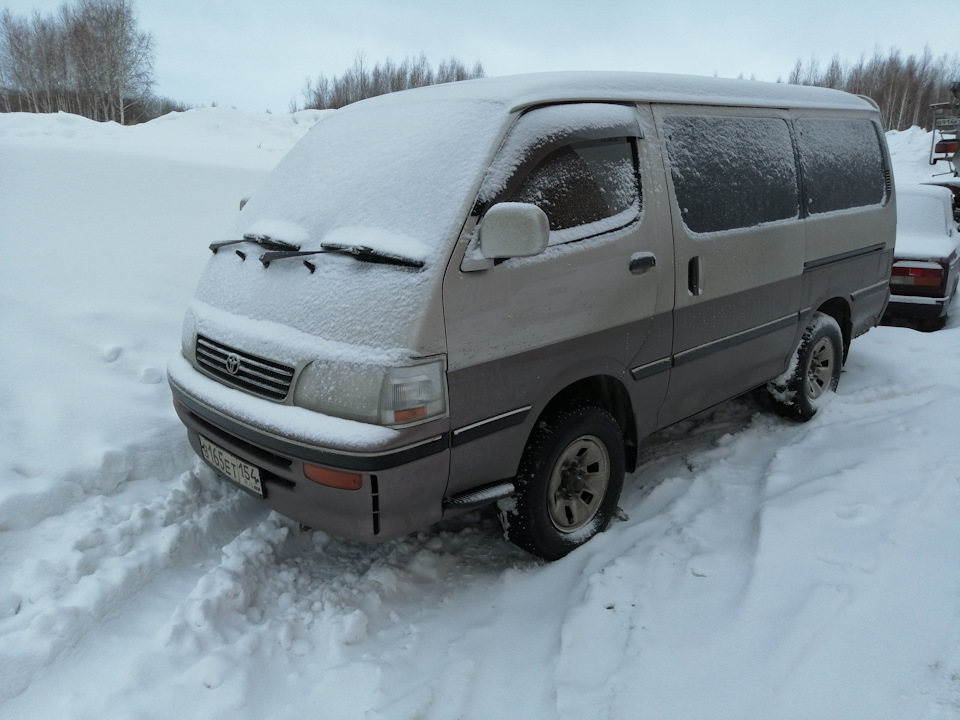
[
  {"xmin": 663, "ymin": 115, "xmax": 799, "ymax": 234},
  {"xmin": 794, "ymin": 117, "xmax": 888, "ymax": 214}
]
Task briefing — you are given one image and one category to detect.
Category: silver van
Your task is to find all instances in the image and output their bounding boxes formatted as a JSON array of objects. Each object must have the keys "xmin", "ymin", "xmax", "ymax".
[{"xmin": 168, "ymin": 72, "xmax": 895, "ymax": 560}]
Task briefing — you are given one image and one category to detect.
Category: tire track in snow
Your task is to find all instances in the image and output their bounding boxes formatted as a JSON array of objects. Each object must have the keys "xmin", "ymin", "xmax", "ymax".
[
  {"xmin": 738, "ymin": 381, "xmax": 960, "ymax": 719},
  {"xmin": 356, "ymin": 398, "xmax": 776, "ymax": 720},
  {"xmin": 551, "ymin": 399, "xmax": 804, "ymax": 719},
  {"xmin": 541, "ymin": 364, "xmax": 960, "ymax": 720},
  {"xmin": 548, "ymin": 371, "xmax": 960, "ymax": 719},
  {"xmin": 0, "ymin": 451, "xmax": 267, "ymax": 702},
  {"xmin": 54, "ymin": 507, "xmax": 536, "ymax": 720}
]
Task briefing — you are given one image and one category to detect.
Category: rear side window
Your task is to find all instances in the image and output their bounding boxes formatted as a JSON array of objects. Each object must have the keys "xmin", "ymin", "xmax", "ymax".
[
  {"xmin": 794, "ymin": 117, "xmax": 888, "ymax": 214},
  {"xmin": 663, "ymin": 115, "xmax": 799, "ymax": 234},
  {"xmin": 504, "ymin": 137, "xmax": 641, "ymax": 239}
]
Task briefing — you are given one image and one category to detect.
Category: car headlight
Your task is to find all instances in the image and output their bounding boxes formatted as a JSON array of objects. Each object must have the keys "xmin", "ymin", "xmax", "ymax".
[{"xmin": 293, "ymin": 357, "xmax": 447, "ymax": 426}]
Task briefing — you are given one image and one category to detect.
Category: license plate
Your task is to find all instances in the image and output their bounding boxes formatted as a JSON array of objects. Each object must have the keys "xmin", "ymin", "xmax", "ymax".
[{"xmin": 198, "ymin": 435, "xmax": 263, "ymax": 497}]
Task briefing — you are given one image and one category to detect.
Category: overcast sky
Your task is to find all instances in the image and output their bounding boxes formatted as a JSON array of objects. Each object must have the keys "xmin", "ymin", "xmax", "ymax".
[{"xmin": 2, "ymin": 0, "xmax": 951, "ymax": 113}]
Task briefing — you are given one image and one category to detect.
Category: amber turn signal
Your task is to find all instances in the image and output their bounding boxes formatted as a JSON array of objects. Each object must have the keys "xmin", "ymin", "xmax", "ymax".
[{"xmin": 303, "ymin": 464, "xmax": 363, "ymax": 490}]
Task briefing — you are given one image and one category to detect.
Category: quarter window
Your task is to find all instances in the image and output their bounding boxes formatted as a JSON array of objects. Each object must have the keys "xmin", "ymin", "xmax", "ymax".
[{"xmin": 794, "ymin": 117, "xmax": 888, "ymax": 214}]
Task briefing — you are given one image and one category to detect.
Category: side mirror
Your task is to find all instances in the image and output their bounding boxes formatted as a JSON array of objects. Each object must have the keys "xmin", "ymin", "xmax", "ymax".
[{"xmin": 479, "ymin": 202, "xmax": 549, "ymax": 260}]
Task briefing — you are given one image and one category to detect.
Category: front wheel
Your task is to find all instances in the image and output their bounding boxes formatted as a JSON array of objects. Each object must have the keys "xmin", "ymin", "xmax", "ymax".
[
  {"xmin": 499, "ymin": 405, "xmax": 625, "ymax": 560},
  {"xmin": 767, "ymin": 311, "xmax": 842, "ymax": 421}
]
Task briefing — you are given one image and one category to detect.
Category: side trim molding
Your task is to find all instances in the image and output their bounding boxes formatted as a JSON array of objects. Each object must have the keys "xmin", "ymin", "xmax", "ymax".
[
  {"xmin": 803, "ymin": 242, "xmax": 886, "ymax": 271},
  {"xmin": 674, "ymin": 313, "xmax": 798, "ymax": 367},
  {"xmin": 630, "ymin": 357, "xmax": 672, "ymax": 381},
  {"xmin": 451, "ymin": 406, "xmax": 531, "ymax": 447}
]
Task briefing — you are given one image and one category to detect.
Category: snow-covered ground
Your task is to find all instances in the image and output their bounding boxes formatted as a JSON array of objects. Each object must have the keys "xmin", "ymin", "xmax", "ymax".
[{"xmin": 1, "ymin": 109, "xmax": 959, "ymax": 720}]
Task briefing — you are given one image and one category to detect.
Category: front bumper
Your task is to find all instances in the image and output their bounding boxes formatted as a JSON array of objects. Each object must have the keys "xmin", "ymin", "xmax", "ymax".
[{"xmin": 169, "ymin": 363, "xmax": 451, "ymax": 541}]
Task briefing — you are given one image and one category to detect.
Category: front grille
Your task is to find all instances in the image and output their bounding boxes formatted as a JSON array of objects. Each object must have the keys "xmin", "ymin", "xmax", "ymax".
[{"xmin": 196, "ymin": 335, "xmax": 294, "ymax": 402}]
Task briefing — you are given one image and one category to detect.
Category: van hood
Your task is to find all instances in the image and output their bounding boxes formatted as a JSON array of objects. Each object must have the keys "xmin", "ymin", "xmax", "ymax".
[{"xmin": 192, "ymin": 96, "xmax": 507, "ymax": 360}]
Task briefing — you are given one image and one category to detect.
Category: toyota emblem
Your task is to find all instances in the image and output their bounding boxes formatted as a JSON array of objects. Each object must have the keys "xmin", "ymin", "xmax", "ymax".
[{"xmin": 225, "ymin": 353, "xmax": 241, "ymax": 375}]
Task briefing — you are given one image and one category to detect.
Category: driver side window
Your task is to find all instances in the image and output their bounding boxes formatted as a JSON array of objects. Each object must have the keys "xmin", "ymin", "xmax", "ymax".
[{"xmin": 504, "ymin": 137, "xmax": 641, "ymax": 243}]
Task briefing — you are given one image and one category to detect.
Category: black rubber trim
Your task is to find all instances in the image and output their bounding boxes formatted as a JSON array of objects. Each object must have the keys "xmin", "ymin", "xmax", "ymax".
[
  {"xmin": 804, "ymin": 243, "xmax": 886, "ymax": 271},
  {"xmin": 451, "ymin": 407, "xmax": 530, "ymax": 447},
  {"xmin": 171, "ymin": 383, "xmax": 449, "ymax": 472},
  {"xmin": 673, "ymin": 313, "xmax": 798, "ymax": 368},
  {"xmin": 851, "ymin": 279, "xmax": 890, "ymax": 302},
  {"xmin": 629, "ymin": 357, "xmax": 672, "ymax": 381}
]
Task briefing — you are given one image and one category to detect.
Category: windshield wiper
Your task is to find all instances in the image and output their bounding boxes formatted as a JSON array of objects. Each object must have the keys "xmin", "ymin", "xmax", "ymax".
[
  {"xmin": 259, "ymin": 243, "xmax": 424, "ymax": 269},
  {"xmin": 259, "ymin": 249, "xmax": 325, "ymax": 267},
  {"xmin": 319, "ymin": 242, "xmax": 424, "ymax": 268},
  {"xmin": 209, "ymin": 233, "xmax": 301, "ymax": 254}
]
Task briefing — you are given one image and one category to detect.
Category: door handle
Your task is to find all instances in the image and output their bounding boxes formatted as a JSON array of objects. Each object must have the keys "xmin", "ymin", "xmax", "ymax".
[
  {"xmin": 688, "ymin": 256, "xmax": 702, "ymax": 295},
  {"xmin": 629, "ymin": 252, "xmax": 657, "ymax": 275}
]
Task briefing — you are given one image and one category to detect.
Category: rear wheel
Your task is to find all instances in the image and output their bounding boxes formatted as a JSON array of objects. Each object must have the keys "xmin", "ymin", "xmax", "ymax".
[
  {"xmin": 767, "ymin": 312, "xmax": 842, "ymax": 421},
  {"xmin": 499, "ymin": 405, "xmax": 625, "ymax": 560}
]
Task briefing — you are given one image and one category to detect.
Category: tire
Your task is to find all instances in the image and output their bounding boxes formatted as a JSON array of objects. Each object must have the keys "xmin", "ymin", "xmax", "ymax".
[
  {"xmin": 499, "ymin": 405, "xmax": 625, "ymax": 560},
  {"xmin": 767, "ymin": 312, "xmax": 842, "ymax": 422}
]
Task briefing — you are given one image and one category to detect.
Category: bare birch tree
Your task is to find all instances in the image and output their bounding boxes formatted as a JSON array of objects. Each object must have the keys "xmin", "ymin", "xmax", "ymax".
[
  {"xmin": 0, "ymin": 0, "xmax": 154, "ymax": 123},
  {"xmin": 788, "ymin": 46, "xmax": 960, "ymax": 131}
]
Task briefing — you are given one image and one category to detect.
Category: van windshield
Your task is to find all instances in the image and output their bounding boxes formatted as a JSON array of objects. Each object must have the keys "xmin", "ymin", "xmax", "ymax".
[
  {"xmin": 229, "ymin": 97, "xmax": 507, "ymax": 264},
  {"xmin": 194, "ymin": 96, "xmax": 508, "ymax": 353}
]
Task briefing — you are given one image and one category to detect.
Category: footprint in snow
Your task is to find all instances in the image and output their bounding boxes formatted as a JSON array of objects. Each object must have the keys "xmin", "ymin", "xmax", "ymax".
[
  {"xmin": 101, "ymin": 344, "xmax": 123, "ymax": 362},
  {"xmin": 139, "ymin": 366, "xmax": 164, "ymax": 384}
]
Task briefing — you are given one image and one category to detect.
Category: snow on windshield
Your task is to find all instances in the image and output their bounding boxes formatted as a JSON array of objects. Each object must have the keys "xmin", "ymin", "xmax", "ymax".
[
  {"xmin": 232, "ymin": 96, "xmax": 506, "ymax": 262},
  {"xmin": 192, "ymin": 96, "xmax": 508, "ymax": 355}
]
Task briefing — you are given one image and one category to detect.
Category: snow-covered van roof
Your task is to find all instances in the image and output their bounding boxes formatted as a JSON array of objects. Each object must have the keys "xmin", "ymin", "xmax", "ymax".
[{"xmin": 345, "ymin": 70, "xmax": 878, "ymax": 114}]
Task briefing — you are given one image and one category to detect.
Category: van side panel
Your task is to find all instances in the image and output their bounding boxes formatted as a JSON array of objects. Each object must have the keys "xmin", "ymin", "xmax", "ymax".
[{"xmin": 653, "ymin": 106, "xmax": 806, "ymax": 427}]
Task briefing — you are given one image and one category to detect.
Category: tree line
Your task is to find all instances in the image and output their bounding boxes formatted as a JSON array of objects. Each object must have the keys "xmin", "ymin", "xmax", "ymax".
[
  {"xmin": 0, "ymin": 0, "xmax": 169, "ymax": 124},
  {"xmin": 1, "ymin": 0, "xmax": 484, "ymax": 125},
  {"xmin": 786, "ymin": 46, "xmax": 960, "ymax": 131},
  {"xmin": 298, "ymin": 53, "xmax": 485, "ymax": 111},
  {"xmin": 2, "ymin": 2, "xmax": 957, "ymax": 132}
]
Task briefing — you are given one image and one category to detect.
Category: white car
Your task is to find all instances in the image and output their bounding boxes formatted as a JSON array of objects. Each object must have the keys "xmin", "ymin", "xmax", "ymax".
[{"xmin": 884, "ymin": 184, "xmax": 960, "ymax": 330}]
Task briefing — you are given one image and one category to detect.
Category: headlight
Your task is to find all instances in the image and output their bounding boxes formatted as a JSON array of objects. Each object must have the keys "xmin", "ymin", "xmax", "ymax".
[
  {"xmin": 293, "ymin": 357, "xmax": 447, "ymax": 426},
  {"xmin": 380, "ymin": 361, "xmax": 446, "ymax": 425}
]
